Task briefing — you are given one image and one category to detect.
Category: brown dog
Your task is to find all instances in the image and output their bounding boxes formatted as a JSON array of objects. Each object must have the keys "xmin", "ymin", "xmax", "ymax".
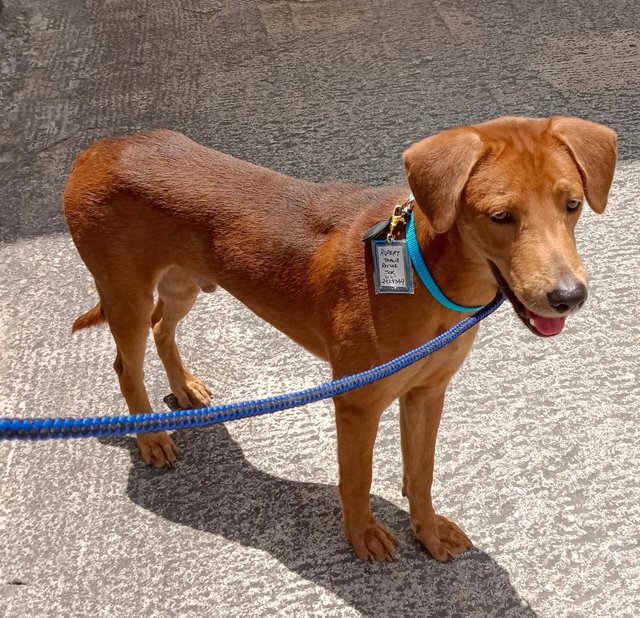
[{"xmin": 63, "ymin": 116, "xmax": 616, "ymax": 561}]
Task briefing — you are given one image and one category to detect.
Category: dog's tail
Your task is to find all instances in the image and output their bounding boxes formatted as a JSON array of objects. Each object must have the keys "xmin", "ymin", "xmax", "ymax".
[{"xmin": 72, "ymin": 301, "xmax": 106, "ymax": 333}]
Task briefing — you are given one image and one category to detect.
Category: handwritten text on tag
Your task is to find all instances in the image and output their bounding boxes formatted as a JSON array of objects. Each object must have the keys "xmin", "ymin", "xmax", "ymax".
[{"xmin": 372, "ymin": 240, "xmax": 414, "ymax": 294}]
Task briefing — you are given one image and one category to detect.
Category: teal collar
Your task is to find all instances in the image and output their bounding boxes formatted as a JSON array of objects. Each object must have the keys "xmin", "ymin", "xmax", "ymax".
[{"xmin": 405, "ymin": 195, "xmax": 482, "ymax": 313}]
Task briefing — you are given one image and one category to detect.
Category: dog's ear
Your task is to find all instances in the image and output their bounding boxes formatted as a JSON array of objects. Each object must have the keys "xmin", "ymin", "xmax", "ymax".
[
  {"xmin": 403, "ymin": 128, "xmax": 486, "ymax": 233},
  {"xmin": 549, "ymin": 117, "xmax": 617, "ymax": 214}
]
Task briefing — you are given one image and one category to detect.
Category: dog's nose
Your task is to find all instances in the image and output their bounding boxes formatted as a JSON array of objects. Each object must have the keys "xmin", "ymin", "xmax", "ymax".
[{"xmin": 547, "ymin": 279, "xmax": 588, "ymax": 313}]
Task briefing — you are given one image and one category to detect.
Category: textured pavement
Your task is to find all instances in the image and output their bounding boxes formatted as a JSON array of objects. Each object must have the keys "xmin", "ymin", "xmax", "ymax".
[{"xmin": 1, "ymin": 1, "xmax": 639, "ymax": 617}]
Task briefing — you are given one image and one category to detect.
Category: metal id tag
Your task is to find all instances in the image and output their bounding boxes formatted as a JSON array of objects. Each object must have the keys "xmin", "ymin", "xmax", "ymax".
[{"xmin": 372, "ymin": 240, "xmax": 414, "ymax": 294}]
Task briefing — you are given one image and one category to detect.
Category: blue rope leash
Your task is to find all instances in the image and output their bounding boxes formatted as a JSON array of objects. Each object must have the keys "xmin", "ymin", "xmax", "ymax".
[{"xmin": 0, "ymin": 293, "xmax": 504, "ymax": 441}]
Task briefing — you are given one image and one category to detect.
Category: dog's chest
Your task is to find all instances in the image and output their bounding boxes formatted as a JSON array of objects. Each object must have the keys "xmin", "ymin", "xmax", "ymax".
[{"xmin": 405, "ymin": 328, "xmax": 478, "ymax": 389}]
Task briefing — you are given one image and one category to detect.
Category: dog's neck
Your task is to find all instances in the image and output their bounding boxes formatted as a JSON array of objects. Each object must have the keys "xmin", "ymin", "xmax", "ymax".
[{"xmin": 411, "ymin": 209, "xmax": 498, "ymax": 309}]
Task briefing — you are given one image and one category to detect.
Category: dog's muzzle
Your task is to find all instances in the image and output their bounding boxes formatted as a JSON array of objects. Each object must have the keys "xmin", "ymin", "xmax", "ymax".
[{"xmin": 489, "ymin": 262, "xmax": 577, "ymax": 337}]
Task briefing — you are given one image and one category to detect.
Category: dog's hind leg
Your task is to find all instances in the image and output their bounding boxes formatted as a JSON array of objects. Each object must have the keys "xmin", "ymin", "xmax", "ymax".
[
  {"xmin": 101, "ymin": 280, "xmax": 179, "ymax": 468},
  {"xmin": 152, "ymin": 267, "xmax": 212, "ymax": 410}
]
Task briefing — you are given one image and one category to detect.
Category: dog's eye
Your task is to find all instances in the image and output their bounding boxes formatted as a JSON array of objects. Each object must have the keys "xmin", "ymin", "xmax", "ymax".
[
  {"xmin": 490, "ymin": 212, "xmax": 513, "ymax": 224},
  {"xmin": 567, "ymin": 199, "xmax": 582, "ymax": 212}
]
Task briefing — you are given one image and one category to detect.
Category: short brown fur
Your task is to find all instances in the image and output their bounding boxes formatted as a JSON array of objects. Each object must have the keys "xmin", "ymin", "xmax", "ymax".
[{"xmin": 64, "ymin": 116, "xmax": 616, "ymax": 561}]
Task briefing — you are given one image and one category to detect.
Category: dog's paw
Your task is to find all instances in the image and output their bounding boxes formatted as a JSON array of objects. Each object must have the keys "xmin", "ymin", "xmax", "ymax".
[
  {"xmin": 173, "ymin": 375, "xmax": 212, "ymax": 409},
  {"xmin": 416, "ymin": 514, "xmax": 472, "ymax": 561},
  {"xmin": 137, "ymin": 431, "xmax": 180, "ymax": 468},
  {"xmin": 347, "ymin": 518, "xmax": 397, "ymax": 561}
]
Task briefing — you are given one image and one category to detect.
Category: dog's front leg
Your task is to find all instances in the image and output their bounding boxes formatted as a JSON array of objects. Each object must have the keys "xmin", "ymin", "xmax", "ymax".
[
  {"xmin": 334, "ymin": 400, "xmax": 397, "ymax": 561},
  {"xmin": 400, "ymin": 385, "xmax": 472, "ymax": 561}
]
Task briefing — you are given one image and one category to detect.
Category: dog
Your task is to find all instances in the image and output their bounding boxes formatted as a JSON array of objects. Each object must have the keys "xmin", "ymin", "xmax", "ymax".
[{"xmin": 63, "ymin": 116, "xmax": 617, "ymax": 561}]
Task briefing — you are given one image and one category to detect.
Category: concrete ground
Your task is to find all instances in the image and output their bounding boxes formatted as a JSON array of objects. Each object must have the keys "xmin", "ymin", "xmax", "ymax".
[{"xmin": 1, "ymin": 1, "xmax": 639, "ymax": 616}]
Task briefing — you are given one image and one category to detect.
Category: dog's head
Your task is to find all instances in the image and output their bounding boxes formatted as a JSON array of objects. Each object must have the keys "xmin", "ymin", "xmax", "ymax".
[{"xmin": 403, "ymin": 116, "xmax": 617, "ymax": 336}]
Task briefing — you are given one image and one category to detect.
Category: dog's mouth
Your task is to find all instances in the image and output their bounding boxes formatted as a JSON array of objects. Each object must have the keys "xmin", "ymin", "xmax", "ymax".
[{"xmin": 489, "ymin": 263, "xmax": 566, "ymax": 337}]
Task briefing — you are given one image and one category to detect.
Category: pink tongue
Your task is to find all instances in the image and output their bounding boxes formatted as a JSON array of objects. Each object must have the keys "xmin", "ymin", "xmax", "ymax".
[{"xmin": 527, "ymin": 310, "xmax": 566, "ymax": 336}]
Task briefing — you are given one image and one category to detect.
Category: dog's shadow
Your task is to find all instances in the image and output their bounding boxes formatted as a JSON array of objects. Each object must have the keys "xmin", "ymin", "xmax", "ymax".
[{"xmin": 101, "ymin": 426, "xmax": 536, "ymax": 616}]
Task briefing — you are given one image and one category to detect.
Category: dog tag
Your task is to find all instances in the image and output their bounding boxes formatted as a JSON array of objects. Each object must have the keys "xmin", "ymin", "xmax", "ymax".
[
  {"xmin": 362, "ymin": 218, "xmax": 391, "ymax": 242},
  {"xmin": 372, "ymin": 240, "xmax": 414, "ymax": 294}
]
